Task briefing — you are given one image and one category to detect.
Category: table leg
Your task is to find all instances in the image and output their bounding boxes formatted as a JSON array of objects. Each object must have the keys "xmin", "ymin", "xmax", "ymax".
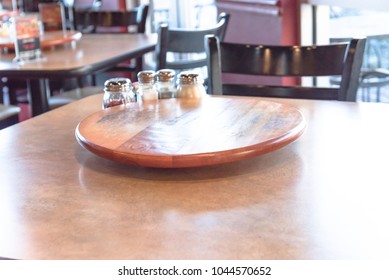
[{"xmin": 27, "ymin": 79, "xmax": 49, "ymax": 116}]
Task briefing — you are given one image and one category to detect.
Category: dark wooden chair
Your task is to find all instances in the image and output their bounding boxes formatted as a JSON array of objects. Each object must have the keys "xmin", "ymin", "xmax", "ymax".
[
  {"xmin": 359, "ymin": 68, "xmax": 389, "ymax": 102},
  {"xmin": 49, "ymin": 5, "xmax": 149, "ymax": 109},
  {"xmin": 38, "ymin": 2, "xmax": 66, "ymax": 32},
  {"xmin": 1, "ymin": 81, "xmax": 20, "ymax": 129},
  {"xmin": 331, "ymin": 34, "xmax": 389, "ymax": 102},
  {"xmin": 155, "ymin": 13, "xmax": 230, "ymax": 72},
  {"xmin": 205, "ymin": 35, "xmax": 366, "ymax": 101},
  {"xmin": 0, "ymin": 104, "xmax": 20, "ymax": 129},
  {"xmin": 72, "ymin": 5, "xmax": 148, "ymax": 35},
  {"xmin": 72, "ymin": 5, "xmax": 149, "ymax": 79}
]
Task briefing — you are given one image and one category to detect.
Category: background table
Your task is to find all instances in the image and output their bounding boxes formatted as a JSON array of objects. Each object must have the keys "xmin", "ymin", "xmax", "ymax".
[
  {"xmin": 0, "ymin": 33, "xmax": 156, "ymax": 116},
  {"xmin": 1, "ymin": 95, "xmax": 389, "ymax": 260}
]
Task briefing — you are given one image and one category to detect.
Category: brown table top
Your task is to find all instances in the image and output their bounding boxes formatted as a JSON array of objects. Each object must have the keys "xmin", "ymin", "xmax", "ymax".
[{"xmin": 1, "ymin": 95, "xmax": 389, "ymax": 260}]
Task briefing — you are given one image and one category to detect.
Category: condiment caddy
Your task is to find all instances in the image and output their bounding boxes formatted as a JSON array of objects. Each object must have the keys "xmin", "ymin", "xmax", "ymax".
[{"xmin": 102, "ymin": 69, "xmax": 206, "ymax": 109}]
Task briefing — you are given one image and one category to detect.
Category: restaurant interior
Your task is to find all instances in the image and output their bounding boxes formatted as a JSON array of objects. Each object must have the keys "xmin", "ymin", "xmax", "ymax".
[{"xmin": 1, "ymin": 0, "xmax": 389, "ymax": 261}]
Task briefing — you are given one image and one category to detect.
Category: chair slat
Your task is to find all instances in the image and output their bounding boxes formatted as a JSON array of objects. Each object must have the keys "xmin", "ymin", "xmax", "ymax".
[
  {"xmin": 206, "ymin": 35, "xmax": 366, "ymax": 101},
  {"xmin": 156, "ymin": 13, "xmax": 230, "ymax": 71}
]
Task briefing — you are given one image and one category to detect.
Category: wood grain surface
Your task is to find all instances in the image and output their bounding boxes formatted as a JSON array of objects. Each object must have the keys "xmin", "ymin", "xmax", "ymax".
[
  {"xmin": 76, "ymin": 96, "xmax": 306, "ymax": 168},
  {"xmin": 3, "ymin": 94, "xmax": 389, "ymax": 260}
]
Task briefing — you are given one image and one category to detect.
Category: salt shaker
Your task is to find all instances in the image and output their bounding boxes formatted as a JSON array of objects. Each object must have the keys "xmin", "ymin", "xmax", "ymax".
[
  {"xmin": 176, "ymin": 72, "xmax": 207, "ymax": 99},
  {"xmin": 156, "ymin": 69, "xmax": 176, "ymax": 99},
  {"xmin": 137, "ymin": 70, "xmax": 158, "ymax": 101},
  {"xmin": 102, "ymin": 78, "xmax": 135, "ymax": 109}
]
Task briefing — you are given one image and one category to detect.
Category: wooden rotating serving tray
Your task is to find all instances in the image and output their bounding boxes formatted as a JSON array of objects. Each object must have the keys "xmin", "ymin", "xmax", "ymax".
[{"xmin": 76, "ymin": 96, "xmax": 306, "ymax": 168}]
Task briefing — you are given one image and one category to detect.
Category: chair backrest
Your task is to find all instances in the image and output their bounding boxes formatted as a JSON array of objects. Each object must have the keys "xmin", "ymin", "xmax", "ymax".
[
  {"xmin": 205, "ymin": 35, "xmax": 366, "ymax": 101},
  {"xmin": 0, "ymin": 104, "xmax": 20, "ymax": 129},
  {"xmin": 155, "ymin": 13, "xmax": 230, "ymax": 71},
  {"xmin": 38, "ymin": 3, "xmax": 66, "ymax": 32},
  {"xmin": 73, "ymin": 5, "xmax": 148, "ymax": 34}
]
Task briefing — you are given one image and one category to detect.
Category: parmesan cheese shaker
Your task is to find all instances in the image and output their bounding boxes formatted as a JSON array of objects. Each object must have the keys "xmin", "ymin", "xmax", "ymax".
[{"xmin": 176, "ymin": 72, "xmax": 207, "ymax": 99}]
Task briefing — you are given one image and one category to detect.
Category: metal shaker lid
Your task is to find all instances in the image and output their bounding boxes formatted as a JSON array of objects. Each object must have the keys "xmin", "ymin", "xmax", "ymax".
[
  {"xmin": 156, "ymin": 69, "xmax": 176, "ymax": 82},
  {"xmin": 137, "ymin": 70, "xmax": 156, "ymax": 83},
  {"xmin": 177, "ymin": 72, "xmax": 204, "ymax": 85},
  {"xmin": 104, "ymin": 78, "xmax": 132, "ymax": 92}
]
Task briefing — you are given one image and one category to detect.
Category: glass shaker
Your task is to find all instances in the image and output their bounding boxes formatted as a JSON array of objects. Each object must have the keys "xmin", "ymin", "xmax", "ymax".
[
  {"xmin": 137, "ymin": 70, "xmax": 158, "ymax": 101},
  {"xmin": 102, "ymin": 77, "xmax": 135, "ymax": 109},
  {"xmin": 176, "ymin": 72, "xmax": 207, "ymax": 99},
  {"xmin": 156, "ymin": 69, "xmax": 176, "ymax": 99}
]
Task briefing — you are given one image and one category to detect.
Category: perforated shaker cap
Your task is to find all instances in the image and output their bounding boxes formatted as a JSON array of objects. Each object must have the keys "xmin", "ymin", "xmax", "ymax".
[
  {"xmin": 156, "ymin": 69, "xmax": 176, "ymax": 82},
  {"xmin": 177, "ymin": 72, "xmax": 204, "ymax": 85},
  {"xmin": 137, "ymin": 70, "xmax": 156, "ymax": 83},
  {"xmin": 104, "ymin": 78, "xmax": 132, "ymax": 92}
]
